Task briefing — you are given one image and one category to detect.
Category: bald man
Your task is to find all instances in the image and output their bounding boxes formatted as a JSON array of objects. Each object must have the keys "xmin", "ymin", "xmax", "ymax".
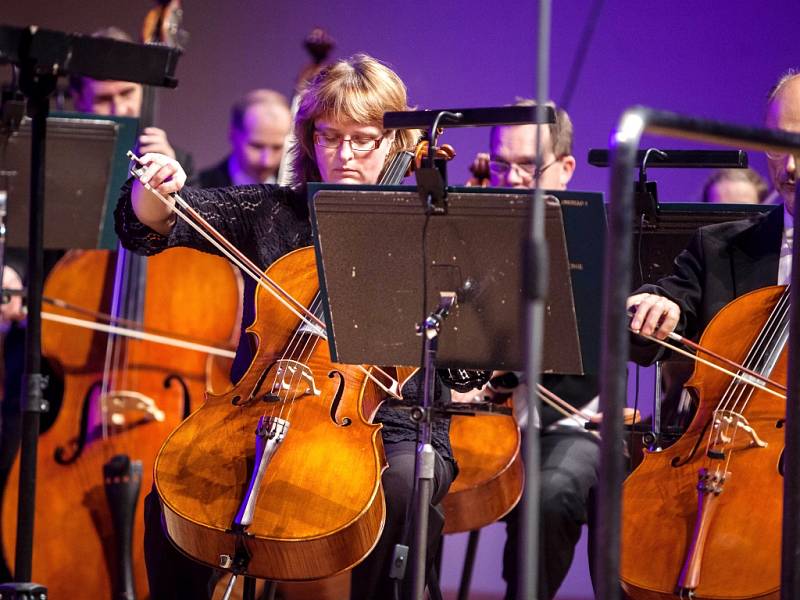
[{"xmin": 194, "ymin": 89, "xmax": 292, "ymax": 187}]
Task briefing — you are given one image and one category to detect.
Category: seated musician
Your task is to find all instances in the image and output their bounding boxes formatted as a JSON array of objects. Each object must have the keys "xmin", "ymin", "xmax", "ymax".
[
  {"xmin": 192, "ymin": 89, "xmax": 292, "ymax": 187},
  {"xmin": 115, "ymin": 53, "xmax": 471, "ymax": 600},
  {"xmin": 70, "ymin": 26, "xmax": 191, "ymax": 173},
  {"xmin": 476, "ymin": 100, "xmax": 601, "ymax": 600},
  {"xmin": 627, "ymin": 69, "xmax": 798, "ymax": 353}
]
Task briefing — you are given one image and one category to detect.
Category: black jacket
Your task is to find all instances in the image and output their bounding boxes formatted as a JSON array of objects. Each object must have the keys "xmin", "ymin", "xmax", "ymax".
[
  {"xmin": 191, "ymin": 157, "xmax": 232, "ymax": 189},
  {"xmin": 631, "ymin": 205, "xmax": 783, "ymax": 365}
]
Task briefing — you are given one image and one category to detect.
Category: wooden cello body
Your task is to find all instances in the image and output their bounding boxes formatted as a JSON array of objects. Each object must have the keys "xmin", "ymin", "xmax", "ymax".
[
  {"xmin": 443, "ymin": 397, "xmax": 523, "ymax": 534},
  {"xmin": 155, "ymin": 246, "xmax": 394, "ymax": 581},
  {"xmin": 1, "ymin": 248, "xmax": 240, "ymax": 599},
  {"xmin": 621, "ymin": 286, "xmax": 787, "ymax": 600}
]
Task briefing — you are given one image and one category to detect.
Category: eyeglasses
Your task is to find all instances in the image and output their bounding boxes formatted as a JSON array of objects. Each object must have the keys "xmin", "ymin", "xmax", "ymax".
[
  {"xmin": 313, "ymin": 131, "xmax": 385, "ymax": 152},
  {"xmin": 488, "ymin": 158, "xmax": 559, "ymax": 181}
]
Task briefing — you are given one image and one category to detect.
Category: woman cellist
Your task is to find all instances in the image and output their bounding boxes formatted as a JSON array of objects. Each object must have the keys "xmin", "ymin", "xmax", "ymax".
[
  {"xmin": 622, "ymin": 71, "xmax": 800, "ymax": 599},
  {"xmin": 116, "ymin": 54, "xmax": 475, "ymax": 599}
]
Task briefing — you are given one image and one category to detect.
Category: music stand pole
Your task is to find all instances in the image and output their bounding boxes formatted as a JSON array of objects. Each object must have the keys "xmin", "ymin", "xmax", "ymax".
[
  {"xmin": 520, "ymin": 0, "xmax": 552, "ymax": 597},
  {"xmin": 4, "ymin": 52, "xmax": 53, "ymax": 598},
  {"xmin": 410, "ymin": 293, "xmax": 456, "ymax": 600}
]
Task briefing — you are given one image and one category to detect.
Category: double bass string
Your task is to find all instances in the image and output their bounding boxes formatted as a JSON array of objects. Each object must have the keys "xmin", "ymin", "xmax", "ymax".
[{"xmin": 100, "ymin": 248, "xmax": 133, "ymax": 444}]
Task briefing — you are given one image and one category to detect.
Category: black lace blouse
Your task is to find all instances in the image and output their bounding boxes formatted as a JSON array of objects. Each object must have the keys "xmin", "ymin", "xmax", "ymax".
[{"xmin": 114, "ymin": 182, "xmax": 454, "ymax": 464}]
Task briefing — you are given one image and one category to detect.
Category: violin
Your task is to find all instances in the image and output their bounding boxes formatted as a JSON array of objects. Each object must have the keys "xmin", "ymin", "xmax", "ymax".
[{"xmin": 621, "ymin": 286, "xmax": 788, "ymax": 599}]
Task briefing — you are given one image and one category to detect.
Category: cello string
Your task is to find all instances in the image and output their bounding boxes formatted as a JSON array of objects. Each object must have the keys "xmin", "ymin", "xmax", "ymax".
[
  {"xmin": 129, "ymin": 157, "xmax": 404, "ymax": 400},
  {"xmin": 280, "ymin": 294, "xmax": 327, "ymax": 426},
  {"xmin": 735, "ymin": 288, "xmax": 791, "ymax": 415},
  {"xmin": 718, "ymin": 289, "xmax": 789, "ymax": 419},
  {"xmin": 710, "ymin": 288, "xmax": 790, "ymax": 469},
  {"xmin": 708, "ymin": 296, "xmax": 784, "ymax": 452},
  {"xmin": 258, "ymin": 289, "xmax": 325, "ymax": 424}
]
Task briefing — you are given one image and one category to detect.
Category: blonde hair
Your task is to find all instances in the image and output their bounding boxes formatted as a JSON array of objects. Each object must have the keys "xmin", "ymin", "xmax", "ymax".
[{"xmin": 290, "ymin": 53, "xmax": 419, "ymax": 187}]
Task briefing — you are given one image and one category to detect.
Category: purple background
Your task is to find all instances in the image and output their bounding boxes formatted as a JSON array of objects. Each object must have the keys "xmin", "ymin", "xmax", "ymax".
[
  {"xmin": 4, "ymin": 1, "xmax": 795, "ymax": 597},
  {"xmin": 6, "ymin": 1, "xmax": 796, "ymax": 202}
]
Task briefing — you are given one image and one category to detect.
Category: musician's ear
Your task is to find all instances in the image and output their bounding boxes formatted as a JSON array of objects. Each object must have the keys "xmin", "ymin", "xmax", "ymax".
[{"xmin": 558, "ymin": 154, "xmax": 576, "ymax": 188}]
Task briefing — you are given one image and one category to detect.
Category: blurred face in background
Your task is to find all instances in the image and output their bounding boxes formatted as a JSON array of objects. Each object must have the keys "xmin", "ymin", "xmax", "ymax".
[
  {"xmin": 74, "ymin": 79, "xmax": 143, "ymax": 117},
  {"xmin": 229, "ymin": 102, "xmax": 292, "ymax": 183},
  {"xmin": 766, "ymin": 75, "xmax": 800, "ymax": 215},
  {"xmin": 489, "ymin": 124, "xmax": 575, "ymax": 190}
]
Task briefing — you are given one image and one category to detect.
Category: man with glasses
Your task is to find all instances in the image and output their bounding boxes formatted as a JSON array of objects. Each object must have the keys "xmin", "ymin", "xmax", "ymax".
[
  {"xmin": 488, "ymin": 99, "xmax": 576, "ymax": 190},
  {"xmin": 466, "ymin": 100, "xmax": 600, "ymax": 600}
]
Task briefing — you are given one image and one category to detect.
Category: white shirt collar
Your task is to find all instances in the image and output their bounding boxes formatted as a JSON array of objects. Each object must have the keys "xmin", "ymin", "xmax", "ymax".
[{"xmin": 784, "ymin": 202, "xmax": 794, "ymax": 241}]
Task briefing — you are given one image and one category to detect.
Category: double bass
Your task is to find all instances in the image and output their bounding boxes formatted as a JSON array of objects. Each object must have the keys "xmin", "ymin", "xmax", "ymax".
[
  {"xmin": 621, "ymin": 286, "xmax": 788, "ymax": 599},
  {"xmin": 1, "ymin": 4, "xmax": 243, "ymax": 598}
]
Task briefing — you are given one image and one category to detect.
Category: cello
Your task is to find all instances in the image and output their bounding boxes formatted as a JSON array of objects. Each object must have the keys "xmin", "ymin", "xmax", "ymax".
[
  {"xmin": 620, "ymin": 286, "xmax": 789, "ymax": 600},
  {"xmin": 139, "ymin": 131, "xmax": 485, "ymax": 583},
  {"xmin": 442, "ymin": 384, "xmax": 523, "ymax": 534},
  {"xmin": 135, "ymin": 135, "xmax": 432, "ymax": 581}
]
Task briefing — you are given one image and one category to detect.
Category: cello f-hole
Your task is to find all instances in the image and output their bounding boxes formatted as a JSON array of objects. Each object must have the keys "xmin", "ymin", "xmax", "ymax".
[
  {"xmin": 328, "ymin": 371, "xmax": 350, "ymax": 427},
  {"xmin": 671, "ymin": 419, "xmax": 714, "ymax": 468}
]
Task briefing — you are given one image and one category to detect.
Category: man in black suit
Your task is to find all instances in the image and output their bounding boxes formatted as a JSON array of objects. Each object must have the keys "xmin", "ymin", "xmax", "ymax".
[
  {"xmin": 193, "ymin": 89, "xmax": 292, "ymax": 188},
  {"xmin": 628, "ymin": 70, "xmax": 798, "ymax": 352}
]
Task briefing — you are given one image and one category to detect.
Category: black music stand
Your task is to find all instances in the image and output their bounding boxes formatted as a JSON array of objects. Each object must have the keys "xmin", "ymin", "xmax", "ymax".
[
  {"xmin": 309, "ymin": 185, "xmax": 591, "ymax": 598},
  {"xmin": 310, "ymin": 185, "xmax": 583, "ymax": 372},
  {"xmin": 632, "ymin": 201, "xmax": 773, "ymax": 289},
  {"xmin": 1, "ymin": 113, "xmax": 134, "ymax": 250}
]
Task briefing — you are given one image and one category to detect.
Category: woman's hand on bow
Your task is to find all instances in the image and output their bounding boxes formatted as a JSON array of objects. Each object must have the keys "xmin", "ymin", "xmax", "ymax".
[{"xmin": 131, "ymin": 153, "xmax": 187, "ymax": 235}]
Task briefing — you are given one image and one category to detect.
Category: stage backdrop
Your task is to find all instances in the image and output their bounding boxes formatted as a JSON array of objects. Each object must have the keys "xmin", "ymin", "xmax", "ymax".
[{"xmin": 4, "ymin": 2, "xmax": 794, "ymax": 597}]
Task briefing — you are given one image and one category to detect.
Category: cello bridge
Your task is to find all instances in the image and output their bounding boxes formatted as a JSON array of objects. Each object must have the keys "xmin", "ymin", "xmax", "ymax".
[
  {"xmin": 707, "ymin": 410, "xmax": 767, "ymax": 459},
  {"xmin": 261, "ymin": 360, "xmax": 321, "ymax": 403}
]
